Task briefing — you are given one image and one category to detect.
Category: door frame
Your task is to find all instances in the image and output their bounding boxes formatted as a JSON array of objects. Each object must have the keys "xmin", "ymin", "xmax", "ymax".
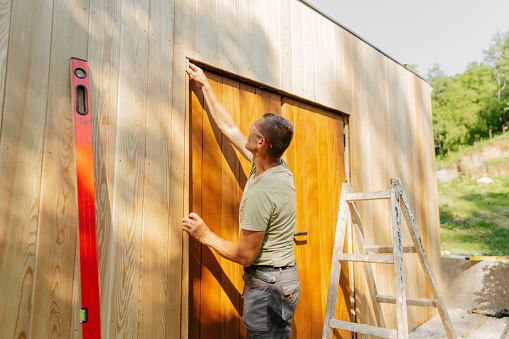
[{"xmin": 182, "ymin": 57, "xmax": 352, "ymax": 338}]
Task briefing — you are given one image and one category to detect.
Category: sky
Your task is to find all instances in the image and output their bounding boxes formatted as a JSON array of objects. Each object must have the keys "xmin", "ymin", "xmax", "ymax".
[{"xmin": 306, "ymin": 0, "xmax": 509, "ymax": 78}]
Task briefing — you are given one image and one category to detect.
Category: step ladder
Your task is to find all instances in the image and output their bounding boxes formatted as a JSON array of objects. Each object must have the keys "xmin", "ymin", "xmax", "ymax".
[{"xmin": 322, "ymin": 178, "xmax": 456, "ymax": 339}]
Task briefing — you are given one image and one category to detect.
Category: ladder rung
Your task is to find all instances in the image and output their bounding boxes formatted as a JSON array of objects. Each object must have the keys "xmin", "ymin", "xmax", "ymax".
[
  {"xmin": 376, "ymin": 295, "xmax": 437, "ymax": 307},
  {"xmin": 337, "ymin": 253, "xmax": 394, "ymax": 264},
  {"xmin": 364, "ymin": 245, "xmax": 417, "ymax": 254},
  {"xmin": 346, "ymin": 190, "xmax": 391, "ymax": 201},
  {"xmin": 328, "ymin": 318, "xmax": 397, "ymax": 338}
]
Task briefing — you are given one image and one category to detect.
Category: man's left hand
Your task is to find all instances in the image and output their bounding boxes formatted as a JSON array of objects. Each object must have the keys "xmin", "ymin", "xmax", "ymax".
[{"xmin": 182, "ymin": 212, "xmax": 211, "ymax": 243}]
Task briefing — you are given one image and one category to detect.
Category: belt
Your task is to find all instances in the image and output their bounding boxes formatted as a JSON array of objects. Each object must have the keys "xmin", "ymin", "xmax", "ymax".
[{"xmin": 244, "ymin": 264, "xmax": 295, "ymax": 273}]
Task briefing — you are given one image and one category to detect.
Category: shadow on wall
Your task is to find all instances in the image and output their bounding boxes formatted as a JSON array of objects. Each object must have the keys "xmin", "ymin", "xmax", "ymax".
[
  {"xmin": 474, "ymin": 261, "xmax": 509, "ymax": 310},
  {"xmin": 442, "ymin": 257, "xmax": 509, "ymax": 310}
]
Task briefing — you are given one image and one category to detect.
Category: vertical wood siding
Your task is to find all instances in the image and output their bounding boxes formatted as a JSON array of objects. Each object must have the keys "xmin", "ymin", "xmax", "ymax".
[{"xmin": 0, "ymin": 0, "xmax": 440, "ymax": 338}]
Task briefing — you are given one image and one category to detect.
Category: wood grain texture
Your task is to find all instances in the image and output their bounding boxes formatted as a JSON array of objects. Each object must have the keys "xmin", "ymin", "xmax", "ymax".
[
  {"xmin": 0, "ymin": 0, "xmax": 54, "ymax": 337},
  {"xmin": 139, "ymin": 0, "xmax": 175, "ymax": 336},
  {"xmin": 30, "ymin": 1, "xmax": 90, "ymax": 338},
  {"xmin": 266, "ymin": 0, "xmax": 281, "ymax": 89},
  {"xmin": 291, "ymin": 1, "xmax": 305, "ymax": 97},
  {"xmin": 314, "ymin": 14, "xmax": 326, "ymax": 105},
  {"xmin": 251, "ymin": 0, "xmax": 267, "ymax": 83},
  {"xmin": 0, "ymin": 0, "xmax": 443, "ymax": 337},
  {"xmin": 190, "ymin": 82, "xmax": 204, "ymax": 339},
  {"xmin": 196, "ymin": 0, "xmax": 216, "ymax": 65},
  {"xmin": 303, "ymin": 8, "xmax": 316, "ymax": 101},
  {"xmin": 200, "ymin": 72, "xmax": 224, "ymax": 338},
  {"xmin": 216, "ymin": 0, "xmax": 235, "ymax": 72},
  {"xmin": 87, "ymin": 3, "xmax": 122, "ymax": 335},
  {"xmin": 279, "ymin": 0, "xmax": 293, "ymax": 94},
  {"xmin": 108, "ymin": 0, "xmax": 149, "ymax": 336},
  {"xmin": 0, "ymin": 0, "xmax": 10, "ymax": 136}
]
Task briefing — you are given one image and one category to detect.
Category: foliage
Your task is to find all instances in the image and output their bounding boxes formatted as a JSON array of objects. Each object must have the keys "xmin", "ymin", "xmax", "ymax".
[
  {"xmin": 435, "ymin": 133, "xmax": 506, "ymax": 170},
  {"xmin": 438, "ymin": 176, "xmax": 509, "ymax": 255},
  {"xmin": 429, "ymin": 31, "xmax": 509, "ymax": 156}
]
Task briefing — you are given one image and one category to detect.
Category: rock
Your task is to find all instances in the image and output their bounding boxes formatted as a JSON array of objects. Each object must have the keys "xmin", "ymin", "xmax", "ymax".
[{"xmin": 477, "ymin": 177, "xmax": 493, "ymax": 186}]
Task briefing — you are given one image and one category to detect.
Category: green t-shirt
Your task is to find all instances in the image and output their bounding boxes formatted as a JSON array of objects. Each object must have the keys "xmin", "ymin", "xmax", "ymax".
[{"xmin": 239, "ymin": 157, "xmax": 296, "ymax": 267}]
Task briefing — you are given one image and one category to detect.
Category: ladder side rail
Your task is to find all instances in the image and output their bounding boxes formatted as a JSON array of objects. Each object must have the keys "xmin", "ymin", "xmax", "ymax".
[
  {"xmin": 349, "ymin": 202, "xmax": 386, "ymax": 328},
  {"xmin": 395, "ymin": 179, "xmax": 457, "ymax": 339},
  {"xmin": 322, "ymin": 184, "xmax": 353, "ymax": 339},
  {"xmin": 390, "ymin": 179, "xmax": 409, "ymax": 339}
]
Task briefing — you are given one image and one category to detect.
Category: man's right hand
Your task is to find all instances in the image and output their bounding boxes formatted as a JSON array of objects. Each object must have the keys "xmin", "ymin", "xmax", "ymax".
[{"xmin": 186, "ymin": 63, "xmax": 209, "ymax": 90}]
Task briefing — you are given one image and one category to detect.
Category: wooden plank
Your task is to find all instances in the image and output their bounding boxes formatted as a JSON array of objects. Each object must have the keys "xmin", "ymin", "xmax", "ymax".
[
  {"xmin": 279, "ymin": 0, "xmax": 292, "ymax": 93},
  {"xmin": 303, "ymin": 104, "xmax": 321, "ymax": 339},
  {"xmin": 337, "ymin": 253, "xmax": 394, "ymax": 264},
  {"xmin": 376, "ymin": 295, "xmax": 436, "ymax": 308},
  {"xmin": 30, "ymin": 1, "xmax": 90, "ymax": 338},
  {"xmin": 220, "ymin": 76, "xmax": 243, "ymax": 339},
  {"xmin": 294, "ymin": 101, "xmax": 312, "ymax": 338},
  {"xmin": 250, "ymin": 0, "xmax": 266, "ymax": 83},
  {"xmin": 0, "ymin": 0, "xmax": 10, "ymax": 134},
  {"xmin": 339, "ymin": 27, "xmax": 354, "ymax": 114},
  {"xmin": 291, "ymin": 1, "xmax": 304, "ymax": 97},
  {"xmin": 234, "ymin": 0, "xmax": 251, "ymax": 78},
  {"xmin": 322, "ymin": 183, "xmax": 352, "ymax": 339},
  {"xmin": 390, "ymin": 180, "xmax": 408, "ymax": 339},
  {"xmin": 324, "ymin": 18, "xmax": 338, "ymax": 109},
  {"xmin": 139, "ymin": 0, "xmax": 174, "ymax": 336},
  {"xmin": 196, "ymin": 0, "xmax": 216, "ymax": 65},
  {"xmin": 216, "ymin": 0, "xmax": 234, "ymax": 72},
  {"xmin": 0, "ymin": 0, "xmax": 54, "ymax": 337},
  {"xmin": 108, "ymin": 0, "xmax": 149, "ymax": 336},
  {"xmin": 364, "ymin": 246, "xmax": 417, "ymax": 254},
  {"xmin": 175, "ymin": 1, "xmax": 197, "ymax": 337},
  {"xmin": 314, "ymin": 12, "xmax": 326, "ymax": 105},
  {"xmin": 303, "ymin": 5, "xmax": 315, "ymax": 101},
  {"xmin": 199, "ymin": 72, "xmax": 223, "ymax": 338},
  {"xmin": 265, "ymin": 0, "xmax": 280, "ymax": 88},
  {"xmin": 461, "ymin": 318, "xmax": 487, "ymax": 338},
  {"xmin": 189, "ymin": 81, "xmax": 204, "ymax": 339},
  {"xmin": 329, "ymin": 319, "xmax": 397, "ymax": 339},
  {"xmin": 316, "ymin": 106, "xmax": 331, "ymax": 331},
  {"xmin": 87, "ymin": 0, "xmax": 122, "ymax": 335},
  {"xmin": 346, "ymin": 190, "xmax": 390, "ymax": 201}
]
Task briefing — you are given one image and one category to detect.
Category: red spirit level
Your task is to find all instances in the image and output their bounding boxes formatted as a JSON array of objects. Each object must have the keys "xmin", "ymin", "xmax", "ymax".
[{"xmin": 70, "ymin": 57, "xmax": 102, "ymax": 338}]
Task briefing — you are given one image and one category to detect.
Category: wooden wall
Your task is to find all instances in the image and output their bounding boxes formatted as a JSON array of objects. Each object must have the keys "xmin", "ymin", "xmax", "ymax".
[{"xmin": 0, "ymin": 0, "xmax": 440, "ymax": 338}]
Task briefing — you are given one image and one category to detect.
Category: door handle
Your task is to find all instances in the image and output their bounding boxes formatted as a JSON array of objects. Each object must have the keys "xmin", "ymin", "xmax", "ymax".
[{"xmin": 294, "ymin": 232, "xmax": 308, "ymax": 237}]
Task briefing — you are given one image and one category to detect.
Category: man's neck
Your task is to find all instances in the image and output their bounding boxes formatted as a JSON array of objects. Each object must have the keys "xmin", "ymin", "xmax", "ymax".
[{"xmin": 253, "ymin": 153, "xmax": 282, "ymax": 177}]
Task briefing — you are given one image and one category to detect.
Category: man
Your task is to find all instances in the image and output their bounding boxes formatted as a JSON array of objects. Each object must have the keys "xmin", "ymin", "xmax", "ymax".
[{"xmin": 182, "ymin": 63, "xmax": 300, "ymax": 339}]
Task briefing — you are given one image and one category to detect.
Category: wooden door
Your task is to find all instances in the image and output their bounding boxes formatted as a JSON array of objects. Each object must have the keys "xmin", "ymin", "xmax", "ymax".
[
  {"xmin": 190, "ymin": 73, "xmax": 349, "ymax": 339},
  {"xmin": 282, "ymin": 99, "xmax": 350, "ymax": 339}
]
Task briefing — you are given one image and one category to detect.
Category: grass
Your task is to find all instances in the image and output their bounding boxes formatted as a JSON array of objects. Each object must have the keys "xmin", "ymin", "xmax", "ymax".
[
  {"xmin": 438, "ymin": 175, "xmax": 509, "ymax": 256},
  {"xmin": 483, "ymin": 156, "xmax": 509, "ymax": 165}
]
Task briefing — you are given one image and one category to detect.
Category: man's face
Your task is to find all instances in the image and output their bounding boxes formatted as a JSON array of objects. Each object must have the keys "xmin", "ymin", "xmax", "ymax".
[{"xmin": 245, "ymin": 118, "xmax": 264, "ymax": 152}]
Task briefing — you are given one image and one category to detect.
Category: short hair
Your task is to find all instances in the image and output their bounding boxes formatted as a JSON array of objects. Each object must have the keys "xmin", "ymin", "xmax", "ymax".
[{"xmin": 260, "ymin": 113, "xmax": 294, "ymax": 158}]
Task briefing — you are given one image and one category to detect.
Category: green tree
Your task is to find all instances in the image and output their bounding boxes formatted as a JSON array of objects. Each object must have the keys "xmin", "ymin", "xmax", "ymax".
[
  {"xmin": 429, "ymin": 63, "xmax": 497, "ymax": 155},
  {"xmin": 483, "ymin": 31, "xmax": 509, "ymax": 127}
]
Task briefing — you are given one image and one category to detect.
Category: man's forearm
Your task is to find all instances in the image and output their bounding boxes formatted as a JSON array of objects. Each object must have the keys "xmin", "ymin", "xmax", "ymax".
[{"xmin": 202, "ymin": 230, "xmax": 253, "ymax": 267}]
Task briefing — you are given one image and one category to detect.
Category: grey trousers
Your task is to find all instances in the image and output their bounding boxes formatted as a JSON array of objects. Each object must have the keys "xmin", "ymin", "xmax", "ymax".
[{"xmin": 242, "ymin": 264, "xmax": 300, "ymax": 339}]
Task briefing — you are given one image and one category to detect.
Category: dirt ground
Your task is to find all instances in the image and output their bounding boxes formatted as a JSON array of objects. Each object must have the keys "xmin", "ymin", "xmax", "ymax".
[{"xmin": 409, "ymin": 308, "xmax": 509, "ymax": 338}]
